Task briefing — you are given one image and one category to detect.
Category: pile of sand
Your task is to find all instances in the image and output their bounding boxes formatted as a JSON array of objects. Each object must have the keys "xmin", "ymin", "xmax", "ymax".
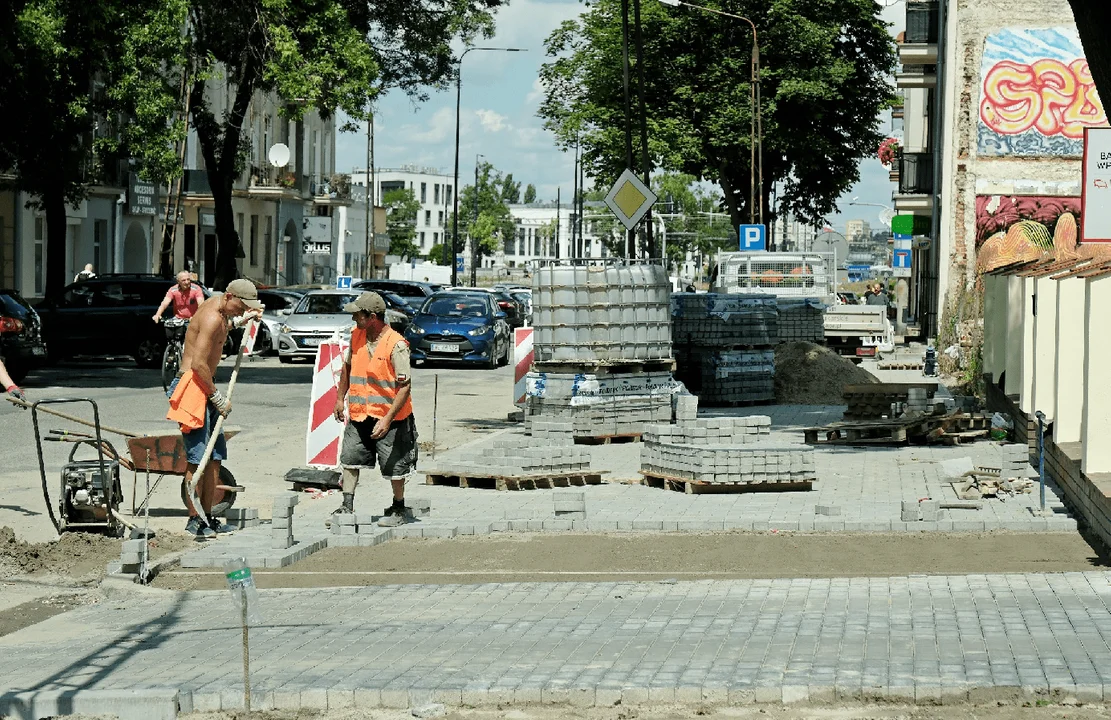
[
  {"xmin": 774, "ymin": 342, "xmax": 879, "ymax": 405},
  {"xmin": 0, "ymin": 525, "xmax": 119, "ymax": 579}
]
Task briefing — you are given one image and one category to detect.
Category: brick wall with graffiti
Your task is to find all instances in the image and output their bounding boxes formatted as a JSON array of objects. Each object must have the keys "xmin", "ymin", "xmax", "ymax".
[
  {"xmin": 979, "ymin": 28, "xmax": 1106, "ymax": 157},
  {"xmin": 975, "ymin": 195, "xmax": 1082, "ymax": 272}
]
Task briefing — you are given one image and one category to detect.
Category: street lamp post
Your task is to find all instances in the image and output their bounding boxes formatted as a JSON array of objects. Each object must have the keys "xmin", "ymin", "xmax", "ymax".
[
  {"xmin": 471, "ymin": 153, "xmax": 484, "ymax": 287},
  {"xmin": 658, "ymin": 0, "xmax": 762, "ymax": 226},
  {"xmin": 451, "ymin": 46, "xmax": 526, "ymax": 287}
]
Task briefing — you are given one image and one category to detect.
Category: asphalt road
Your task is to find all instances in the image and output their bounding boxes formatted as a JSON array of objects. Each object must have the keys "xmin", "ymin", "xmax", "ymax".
[{"xmin": 0, "ymin": 354, "xmax": 517, "ymax": 542}]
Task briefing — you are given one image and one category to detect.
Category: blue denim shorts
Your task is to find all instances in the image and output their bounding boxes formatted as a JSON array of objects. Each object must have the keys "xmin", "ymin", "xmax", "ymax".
[{"xmin": 167, "ymin": 377, "xmax": 227, "ymax": 464}]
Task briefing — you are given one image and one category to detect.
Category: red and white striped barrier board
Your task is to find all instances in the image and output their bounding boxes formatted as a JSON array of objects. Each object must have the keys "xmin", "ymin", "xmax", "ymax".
[
  {"xmin": 514, "ymin": 327, "xmax": 534, "ymax": 406},
  {"xmin": 306, "ymin": 337, "xmax": 348, "ymax": 468},
  {"xmin": 240, "ymin": 317, "xmax": 260, "ymax": 355}
]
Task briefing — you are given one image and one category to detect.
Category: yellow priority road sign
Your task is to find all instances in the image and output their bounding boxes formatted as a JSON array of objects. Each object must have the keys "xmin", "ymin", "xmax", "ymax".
[{"xmin": 604, "ymin": 168, "xmax": 657, "ymax": 231}]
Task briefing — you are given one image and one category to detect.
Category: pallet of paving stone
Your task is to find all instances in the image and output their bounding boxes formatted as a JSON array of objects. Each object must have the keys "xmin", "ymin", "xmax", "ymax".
[
  {"xmin": 877, "ymin": 361, "xmax": 925, "ymax": 370},
  {"xmin": 638, "ymin": 470, "xmax": 813, "ymax": 495},
  {"xmin": 532, "ymin": 358, "xmax": 676, "ymax": 376},
  {"xmin": 805, "ymin": 412, "xmax": 992, "ymax": 447},
  {"xmin": 424, "ymin": 471, "xmax": 607, "ymax": 491},
  {"xmin": 842, "ymin": 382, "xmax": 938, "ymax": 420}
]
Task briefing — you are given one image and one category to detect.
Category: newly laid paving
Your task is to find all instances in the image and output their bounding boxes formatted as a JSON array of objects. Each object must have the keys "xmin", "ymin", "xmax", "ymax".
[{"xmin": 4, "ymin": 573, "xmax": 1111, "ymax": 712}]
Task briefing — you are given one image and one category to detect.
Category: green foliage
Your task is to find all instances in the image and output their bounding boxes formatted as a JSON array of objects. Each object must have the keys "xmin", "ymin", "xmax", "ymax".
[
  {"xmin": 450, "ymin": 161, "xmax": 517, "ymax": 257},
  {"xmin": 523, "ymin": 183, "xmax": 537, "ymax": 203},
  {"xmin": 382, "ymin": 188, "xmax": 421, "ymax": 259},
  {"xmin": 653, "ymin": 172, "xmax": 736, "ymax": 271},
  {"xmin": 427, "ymin": 243, "xmax": 450, "ymax": 265},
  {"xmin": 538, "ymin": 0, "xmax": 896, "ymax": 227},
  {"xmin": 500, "ymin": 173, "xmax": 521, "ymax": 203}
]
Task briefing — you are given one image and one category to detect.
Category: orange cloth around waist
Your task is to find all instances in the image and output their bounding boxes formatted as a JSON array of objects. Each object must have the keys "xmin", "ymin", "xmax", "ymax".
[{"xmin": 166, "ymin": 370, "xmax": 211, "ymax": 432}]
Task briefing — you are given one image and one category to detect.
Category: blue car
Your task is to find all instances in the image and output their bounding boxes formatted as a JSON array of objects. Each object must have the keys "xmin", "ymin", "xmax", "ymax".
[{"xmin": 406, "ymin": 292, "xmax": 510, "ymax": 368}]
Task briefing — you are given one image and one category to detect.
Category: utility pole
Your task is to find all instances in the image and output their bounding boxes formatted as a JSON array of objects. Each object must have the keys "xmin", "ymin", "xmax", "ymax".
[
  {"xmin": 365, "ymin": 114, "xmax": 375, "ymax": 279},
  {"xmin": 620, "ymin": 0, "xmax": 636, "ymax": 258},
  {"xmin": 470, "ymin": 154, "xmax": 482, "ymax": 287},
  {"xmin": 556, "ymin": 187, "xmax": 561, "ymax": 261},
  {"xmin": 632, "ymin": 0, "xmax": 653, "ymax": 257},
  {"xmin": 572, "ymin": 145, "xmax": 579, "ymax": 259}
]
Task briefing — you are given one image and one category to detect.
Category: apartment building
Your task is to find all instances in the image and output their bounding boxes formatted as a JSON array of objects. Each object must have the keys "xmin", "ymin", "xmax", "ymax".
[{"xmin": 351, "ymin": 166, "xmax": 454, "ymax": 257}]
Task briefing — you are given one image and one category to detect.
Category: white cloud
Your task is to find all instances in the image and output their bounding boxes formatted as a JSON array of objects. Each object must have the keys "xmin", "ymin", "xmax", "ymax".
[
  {"xmin": 525, "ymin": 77, "xmax": 547, "ymax": 106},
  {"xmin": 400, "ymin": 107, "xmax": 457, "ymax": 144},
  {"xmin": 476, "ymin": 109, "xmax": 510, "ymax": 133}
]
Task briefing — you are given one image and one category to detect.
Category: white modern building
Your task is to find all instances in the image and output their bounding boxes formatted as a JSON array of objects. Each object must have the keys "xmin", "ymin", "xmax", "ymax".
[
  {"xmin": 845, "ymin": 219, "xmax": 872, "ymax": 243},
  {"xmin": 492, "ymin": 202, "xmax": 612, "ymax": 271},
  {"xmin": 351, "ymin": 166, "xmax": 454, "ymax": 257}
]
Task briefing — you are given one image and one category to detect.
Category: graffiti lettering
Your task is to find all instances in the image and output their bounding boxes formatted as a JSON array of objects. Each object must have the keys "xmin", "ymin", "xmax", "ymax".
[{"xmin": 980, "ymin": 58, "xmax": 1106, "ymax": 139}]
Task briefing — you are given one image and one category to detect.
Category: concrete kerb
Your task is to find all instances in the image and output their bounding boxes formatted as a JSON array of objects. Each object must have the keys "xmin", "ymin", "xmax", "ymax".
[{"xmin": 106, "ymin": 682, "xmax": 1107, "ymax": 715}]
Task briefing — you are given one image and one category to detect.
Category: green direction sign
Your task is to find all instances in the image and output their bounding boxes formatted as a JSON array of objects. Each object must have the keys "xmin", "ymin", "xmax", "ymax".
[{"xmin": 891, "ymin": 214, "xmax": 931, "ymax": 236}]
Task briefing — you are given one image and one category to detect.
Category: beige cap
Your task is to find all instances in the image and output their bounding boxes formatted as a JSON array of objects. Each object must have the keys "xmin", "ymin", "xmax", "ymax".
[
  {"xmin": 226, "ymin": 278, "xmax": 264, "ymax": 309},
  {"xmin": 343, "ymin": 291, "xmax": 386, "ymax": 314}
]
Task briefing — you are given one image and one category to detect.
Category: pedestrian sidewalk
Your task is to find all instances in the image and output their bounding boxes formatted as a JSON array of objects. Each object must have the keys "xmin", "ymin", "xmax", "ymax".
[{"xmin": 3, "ymin": 572, "xmax": 1111, "ymax": 715}]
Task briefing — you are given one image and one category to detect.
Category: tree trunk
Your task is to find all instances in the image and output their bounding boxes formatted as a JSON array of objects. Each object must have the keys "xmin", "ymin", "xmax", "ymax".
[
  {"xmin": 210, "ymin": 167, "xmax": 239, "ymax": 290},
  {"xmin": 717, "ymin": 166, "xmax": 744, "ymax": 231},
  {"xmin": 1069, "ymin": 1, "xmax": 1111, "ymax": 103},
  {"xmin": 43, "ymin": 187, "xmax": 69, "ymax": 300}
]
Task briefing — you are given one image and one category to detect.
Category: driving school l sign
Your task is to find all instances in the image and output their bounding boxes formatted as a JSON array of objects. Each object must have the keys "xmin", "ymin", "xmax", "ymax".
[{"xmin": 1083, "ymin": 127, "xmax": 1111, "ymax": 242}]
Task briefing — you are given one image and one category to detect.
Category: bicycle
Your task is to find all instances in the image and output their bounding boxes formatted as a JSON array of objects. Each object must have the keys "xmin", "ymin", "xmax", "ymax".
[{"xmin": 161, "ymin": 317, "xmax": 189, "ymax": 393}]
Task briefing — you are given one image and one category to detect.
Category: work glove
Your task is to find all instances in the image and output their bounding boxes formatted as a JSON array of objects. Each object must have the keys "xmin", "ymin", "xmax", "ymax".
[
  {"xmin": 6, "ymin": 385, "xmax": 26, "ymax": 405},
  {"xmin": 208, "ymin": 388, "xmax": 232, "ymax": 417}
]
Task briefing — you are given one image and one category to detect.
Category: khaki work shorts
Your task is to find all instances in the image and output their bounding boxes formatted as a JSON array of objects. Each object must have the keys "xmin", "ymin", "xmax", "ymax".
[{"xmin": 340, "ymin": 415, "xmax": 418, "ymax": 478}]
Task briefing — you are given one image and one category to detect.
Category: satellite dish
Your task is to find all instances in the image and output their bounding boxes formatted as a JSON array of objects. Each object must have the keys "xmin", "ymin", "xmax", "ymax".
[
  {"xmin": 815, "ymin": 229, "xmax": 851, "ymax": 269},
  {"xmin": 268, "ymin": 143, "xmax": 290, "ymax": 168},
  {"xmin": 878, "ymin": 207, "xmax": 895, "ymax": 229}
]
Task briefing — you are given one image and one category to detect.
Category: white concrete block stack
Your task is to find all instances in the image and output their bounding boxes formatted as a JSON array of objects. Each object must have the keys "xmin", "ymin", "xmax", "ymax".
[
  {"xmin": 524, "ymin": 372, "xmax": 676, "ymax": 439},
  {"xmin": 553, "ymin": 490, "xmax": 586, "ymax": 520},
  {"xmin": 119, "ymin": 539, "xmax": 146, "ymax": 573},
  {"xmin": 1001, "ymin": 444, "xmax": 1032, "ymax": 477},
  {"xmin": 641, "ymin": 416, "xmax": 817, "ymax": 486},
  {"xmin": 673, "ymin": 393, "xmax": 699, "ymax": 423},
  {"xmin": 905, "ymin": 387, "xmax": 929, "ymax": 416},
  {"xmin": 271, "ymin": 494, "xmax": 299, "ymax": 550},
  {"xmin": 225, "ymin": 507, "xmax": 260, "ymax": 530},
  {"xmin": 437, "ymin": 424, "xmax": 592, "ymax": 478}
]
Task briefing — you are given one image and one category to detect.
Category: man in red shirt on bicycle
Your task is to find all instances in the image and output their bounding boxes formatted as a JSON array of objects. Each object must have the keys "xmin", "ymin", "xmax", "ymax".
[{"xmin": 152, "ymin": 271, "xmax": 205, "ymax": 323}]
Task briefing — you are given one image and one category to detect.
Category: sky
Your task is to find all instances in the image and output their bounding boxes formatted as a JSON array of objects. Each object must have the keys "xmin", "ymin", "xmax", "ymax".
[{"xmin": 334, "ymin": 0, "xmax": 905, "ymax": 234}]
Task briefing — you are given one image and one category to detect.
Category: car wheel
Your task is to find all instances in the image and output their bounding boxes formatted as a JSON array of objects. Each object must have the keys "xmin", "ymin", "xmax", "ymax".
[
  {"xmin": 133, "ymin": 339, "xmax": 163, "ymax": 368},
  {"xmin": 161, "ymin": 343, "xmax": 181, "ymax": 393},
  {"xmin": 486, "ymin": 345, "xmax": 498, "ymax": 370},
  {"xmin": 498, "ymin": 339, "xmax": 510, "ymax": 367}
]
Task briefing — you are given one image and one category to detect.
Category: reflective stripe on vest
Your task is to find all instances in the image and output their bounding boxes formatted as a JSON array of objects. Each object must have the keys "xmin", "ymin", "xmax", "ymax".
[{"xmin": 348, "ymin": 325, "xmax": 413, "ymax": 422}]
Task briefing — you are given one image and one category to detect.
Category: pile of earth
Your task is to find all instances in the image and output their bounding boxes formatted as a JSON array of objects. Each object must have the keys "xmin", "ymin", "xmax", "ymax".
[
  {"xmin": 774, "ymin": 341, "xmax": 879, "ymax": 405},
  {"xmin": 0, "ymin": 525, "xmax": 119, "ymax": 579}
]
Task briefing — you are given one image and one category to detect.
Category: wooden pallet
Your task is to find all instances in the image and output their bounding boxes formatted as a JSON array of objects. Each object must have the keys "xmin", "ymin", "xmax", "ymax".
[
  {"xmin": 804, "ymin": 412, "xmax": 992, "ymax": 447},
  {"xmin": 639, "ymin": 470, "xmax": 813, "ymax": 495},
  {"xmin": 573, "ymin": 433, "xmax": 641, "ymax": 445},
  {"xmin": 533, "ymin": 358, "xmax": 676, "ymax": 375},
  {"xmin": 878, "ymin": 362, "xmax": 924, "ymax": 370},
  {"xmin": 698, "ymin": 397, "xmax": 776, "ymax": 408},
  {"xmin": 424, "ymin": 471, "xmax": 607, "ymax": 491}
]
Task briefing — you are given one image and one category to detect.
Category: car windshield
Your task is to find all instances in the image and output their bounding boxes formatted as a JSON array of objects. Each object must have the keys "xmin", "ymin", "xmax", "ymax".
[
  {"xmin": 381, "ymin": 291, "xmax": 408, "ymax": 309},
  {"xmin": 296, "ymin": 294, "xmax": 357, "ymax": 314},
  {"xmin": 422, "ymin": 296, "xmax": 489, "ymax": 318}
]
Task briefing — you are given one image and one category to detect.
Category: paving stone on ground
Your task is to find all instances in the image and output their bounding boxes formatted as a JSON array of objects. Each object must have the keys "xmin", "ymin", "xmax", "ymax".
[{"xmin": 4, "ymin": 573, "xmax": 1111, "ymax": 709}]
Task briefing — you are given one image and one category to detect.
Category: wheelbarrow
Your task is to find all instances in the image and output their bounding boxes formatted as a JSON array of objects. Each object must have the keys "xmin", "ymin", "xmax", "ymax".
[{"xmin": 12, "ymin": 395, "xmax": 245, "ymax": 535}]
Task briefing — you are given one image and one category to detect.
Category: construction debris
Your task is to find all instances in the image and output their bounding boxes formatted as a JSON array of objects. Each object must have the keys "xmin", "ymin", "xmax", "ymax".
[
  {"xmin": 842, "ymin": 382, "xmax": 938, "ymax": 420},
  {"xmin": 803, "ymin": 410, "xmax": 992, "ymax": 446}
]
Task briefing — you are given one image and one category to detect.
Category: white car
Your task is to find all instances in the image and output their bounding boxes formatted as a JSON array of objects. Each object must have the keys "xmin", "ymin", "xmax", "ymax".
[{"xmin": 276, "ymin": 290, "xmax": 408, "ymax": 363}]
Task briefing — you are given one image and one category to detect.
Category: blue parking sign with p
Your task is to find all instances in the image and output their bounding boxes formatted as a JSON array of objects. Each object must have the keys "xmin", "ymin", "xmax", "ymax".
[{"xmin": 739, "ymin": 224, "xmax": 767, "ymax": 251}]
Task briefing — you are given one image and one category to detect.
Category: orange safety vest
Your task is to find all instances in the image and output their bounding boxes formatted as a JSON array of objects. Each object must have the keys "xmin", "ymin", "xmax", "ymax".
[{"xmin": 347, "ymin": 325, "xmax": 413, "ymax": 423}]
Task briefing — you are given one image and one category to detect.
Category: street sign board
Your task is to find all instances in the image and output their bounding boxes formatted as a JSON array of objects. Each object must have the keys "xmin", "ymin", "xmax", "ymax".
[
  {"xmin": 603, "ymin": 168, "xmax": 657, "ymax": 231},
  {"xmin": 127, "ymin": 173, "xmax": 159, "ymax": 217},
  {"xmin": 892, "ymin": 232, "xmax": 912, "ymax": 277},
  {"xmin": 336, "ymin": 276, "xmax": 352, "ymax": 290},
  {"xmin": 1083, "ymin": 127, "xmax": 1111, "ymax": 242},
  {"xmin": 456, "ymin": 254, "xmax": 465, "ymax": 275},
  {"xmin": 738, "ymin": 224, "xmax": 767, "ymax": 251}
]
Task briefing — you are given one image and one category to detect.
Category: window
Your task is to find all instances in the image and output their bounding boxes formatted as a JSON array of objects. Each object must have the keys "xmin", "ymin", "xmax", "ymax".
[
  {"xmin": 438, "ymin": 210, "xmax": 444, "ymax": 226},
  {"xmin": 433, "ymin": 232, "xmax": 438, "ymax": 244},
  {"xmin": 249, "ymin": 215, "xmax": 258, "ymax": 265},
  {"xmin": 34, "ymin": 218, "xmax": 44, "ymax": 297},
  {"xmin": 445, "ymin": 185, "xmax": 453, "ymax": 205},
  {"xmin": 420, "ymin": 182, "xmax": 427, "ymax": 203},
  {"xmin": 419, "ymin": 231, "xmax": 426, "ymax": 247},
  {"xmin": 237, "ymin": 213, "xmax": 244, "ymax": 247},
  {"xmin": 434, "ymin": 184, "xmax": 440, "ymax": 204},
  {"xmin": 519, "ymin": 238, "xmax": 525, "ymax": 256},
  {"xmin": 94, "ymin": 220, "xmax": 107, "ymax": 275},
  {"xmin": 425, "ymin": 210, "xmax": 431, "ymax": 227},
  {"xmin": 506, "ymin": 237, "xmax": 515, "ymax": 255}
]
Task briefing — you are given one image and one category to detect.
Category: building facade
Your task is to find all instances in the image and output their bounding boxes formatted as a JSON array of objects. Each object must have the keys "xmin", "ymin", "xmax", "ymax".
[{"xmin": 351, "ymin": 166, "xmax": 454, "ymax": 258}]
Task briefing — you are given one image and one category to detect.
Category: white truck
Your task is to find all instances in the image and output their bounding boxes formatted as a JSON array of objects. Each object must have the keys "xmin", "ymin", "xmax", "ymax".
[{"xmin": 711, "ymin": 250, "xmax": 893, "ymax": 357}]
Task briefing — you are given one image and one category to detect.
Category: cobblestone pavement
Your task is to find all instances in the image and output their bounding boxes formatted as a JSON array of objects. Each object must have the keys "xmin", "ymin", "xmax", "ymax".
[{"xmin": 4, "ymin": 573, "xmax": 1111, "ymax": 711}]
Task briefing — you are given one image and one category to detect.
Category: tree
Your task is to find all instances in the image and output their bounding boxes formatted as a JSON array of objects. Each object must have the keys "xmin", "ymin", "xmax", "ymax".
[
  {"xmin": 652, "ymin": 172, "xmax": 735, "ymax": 272},
  {"xmin": 538, "ymin": 0, "xmax": 896, "ymax": 231},
  {"xmin": 500, "ymin": 172, "xmax": 521, "ymax": 203},
  {"xmin": 427, "ymin": 242, "xmax": 450, "ymax": 265},
  {"xmin": 1067, "ymin": 2, "xmax": 1111, "ymax": 104},
  {"xmin": 175, "ymin": 0, "xmax": 505, "ymax": 289},
  {"xmin": 449, "ymin": 161, "xmax": 516, "ymax": 258},
  {"xmin": 382, "ymin": 188, "xmax": 421, "ymax": 259},
  {"xmin": 0, "ymin": 0, "xmax": 187, "ymax": 298},
  {"xmin": 523, "ymin": 183, "xmax": 537, "ymax": 203}
]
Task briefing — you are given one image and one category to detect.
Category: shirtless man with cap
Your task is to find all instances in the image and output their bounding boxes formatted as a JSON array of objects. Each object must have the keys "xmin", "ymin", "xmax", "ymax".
[{"xmin": 166, "ymin": 279, "xmax": 263, "ymax": 538}]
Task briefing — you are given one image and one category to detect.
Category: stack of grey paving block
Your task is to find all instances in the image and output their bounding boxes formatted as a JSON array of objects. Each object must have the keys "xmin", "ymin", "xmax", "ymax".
[
  {"xmin": 641, "ymin": 416, "xmax": 817, "ymax": 486},
  {"xmin": 439, "ymin": 434, "xmax": 592, "ymax": 478},
  {"xmin": 1001, "ymin": 444, "xmax": 1032, "ymax": 477},
  {"xmin": 902, "ymin": 499, "xmax": 941, "ymax": 522},
  {"xmin": 670, "ymin": 293, "xmax": 778, "ymax": 347},
  {"xmin": 225, "ymin": 507, "xmax": 260, "ymax": 530},
  {"xmin": 330, "ymin": 498, "xmax": 432, "ymax": 543},
  {"xmin": 904, "ymin": 387, "xmax": 929, "ymax": 416},
  {"xmin": 271, "ymin": 494, "xmax": 299, "ymax": 549},
  {"xmin": 526, "ymin": 392, "xmax": 672, "ymax": 439},
  {"xmin": 672, "ymin": 392, "xmax": 698, "ymax": 423},
  {"xmin": 774, "ymin": 298, "xmax": 825, "ymax": 343},
  {"xmin": 692, "ymin": 349, "xmax": 776, "ymax": 405},
  {"xmin": 118, "ymin": 538, "xmax": 146, "ymax": 573},
  {"xmin": 553, "ymin": 489, "xmax": 586, "ymax": 519}
]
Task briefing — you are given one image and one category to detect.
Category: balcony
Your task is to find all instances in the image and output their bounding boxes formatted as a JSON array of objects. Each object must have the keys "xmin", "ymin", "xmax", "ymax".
[
  {"xmin": 892, "ymin": 90, "xmax": 905, "ymax": 119},
  {"xmin": 898, "ymin": 152, "xmax": 934, "ymax": 195},
  {"xmin": 896, "ymin": 64, "xmax": 938, "ymax": 89},
  {"xmin": 905, "ymin": 1, "xmax": 939, "ymax": 44}
]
